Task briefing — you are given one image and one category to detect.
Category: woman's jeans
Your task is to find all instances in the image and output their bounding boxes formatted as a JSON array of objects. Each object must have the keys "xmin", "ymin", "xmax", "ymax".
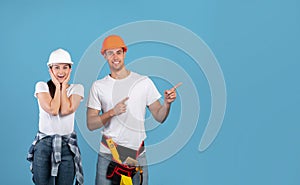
[
  {"xmin": 95, "ymin": 152, "xmax": 148, "ymax": 185},
  {"xmin": 32, "ymin": 137, "xmax": 75, "ymax": 185}
]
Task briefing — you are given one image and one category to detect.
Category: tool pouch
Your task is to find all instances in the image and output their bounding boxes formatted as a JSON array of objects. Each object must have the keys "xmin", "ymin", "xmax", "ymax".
[{"xmin": 106, "ymin": 160, "xmax": 136, "ymax": 185}]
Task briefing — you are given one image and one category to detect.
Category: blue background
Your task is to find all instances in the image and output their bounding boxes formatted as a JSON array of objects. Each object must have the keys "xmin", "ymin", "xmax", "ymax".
[{"xmin": 1, "ymin": 0, "xmax": 299, "ymax": 184}]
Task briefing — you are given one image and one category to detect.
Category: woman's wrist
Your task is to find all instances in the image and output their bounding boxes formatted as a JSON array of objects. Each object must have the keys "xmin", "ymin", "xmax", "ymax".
[{"xmin": 54, "ymin": 83, "xmax": 61, "ymax": 88}]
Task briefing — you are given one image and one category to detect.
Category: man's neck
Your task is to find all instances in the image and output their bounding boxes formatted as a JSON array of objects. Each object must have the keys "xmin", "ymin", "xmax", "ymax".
[{"xmin": 110, "ymin": 68, "xmax": 130, "ymax": 79}]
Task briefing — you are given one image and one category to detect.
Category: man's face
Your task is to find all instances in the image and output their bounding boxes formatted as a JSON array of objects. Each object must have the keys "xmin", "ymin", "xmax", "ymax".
[{"xmin": 104, "ymin": 48, "xmax": 126, "ymax": 71}]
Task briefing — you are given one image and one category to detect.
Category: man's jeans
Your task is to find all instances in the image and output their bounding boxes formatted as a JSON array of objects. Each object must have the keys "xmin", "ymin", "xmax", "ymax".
[
  {"xmin": 32, "ymin": 137, "xmax": 75, "ymax": 185},
  {"xmin": 95, "ymin": 152, "xmax": 148, "ymax": 185}
]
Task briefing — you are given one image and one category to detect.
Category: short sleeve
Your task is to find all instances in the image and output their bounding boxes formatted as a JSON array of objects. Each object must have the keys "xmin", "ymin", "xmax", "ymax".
[
  {"xmin": 146, "ymin": 78, "xmax": 162, "ymax": 106},
  {"xmin": 69, "ymin": 84, "xmax": 84, "ymax": 100},
  {"xmin": 86, "ymin": 82, "xmax": 102, "ymax": 111},
  {"xmin": 34, "ymin": 81, "xmax": 49, "ymax": 98}
]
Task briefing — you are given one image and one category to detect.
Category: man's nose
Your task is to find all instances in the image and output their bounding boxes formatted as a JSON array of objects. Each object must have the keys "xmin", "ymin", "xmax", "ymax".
[{"xmin": 112, "ymin": 52, "xmax": 118, "ymax": 58}]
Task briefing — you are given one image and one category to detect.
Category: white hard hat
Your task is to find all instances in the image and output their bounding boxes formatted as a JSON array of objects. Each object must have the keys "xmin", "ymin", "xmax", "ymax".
[{"xmin": 47, "ymin": 48, "xmax": 74, "ymax": 66}]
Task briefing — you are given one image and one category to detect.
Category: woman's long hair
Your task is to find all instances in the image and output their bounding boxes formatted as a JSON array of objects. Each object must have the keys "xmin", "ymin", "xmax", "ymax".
[{"xmin": 47, "ymin": 80, "xmax": 56, "ymax": 98}]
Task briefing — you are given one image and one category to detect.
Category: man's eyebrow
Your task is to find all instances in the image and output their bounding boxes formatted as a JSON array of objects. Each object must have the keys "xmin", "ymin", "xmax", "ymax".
[{"xmin": 107, "ymin": 49, "xmax": 123, "ymax": 52}]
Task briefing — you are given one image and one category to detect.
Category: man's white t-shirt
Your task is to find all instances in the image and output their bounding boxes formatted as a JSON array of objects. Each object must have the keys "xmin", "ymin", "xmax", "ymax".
[
  {"xmin": 87, "ymin": 72, "xmax": 161, "ymax": 152},
  {"xmin": 34, "ymin": 81, "xmax": 84, "ymax": 135}
]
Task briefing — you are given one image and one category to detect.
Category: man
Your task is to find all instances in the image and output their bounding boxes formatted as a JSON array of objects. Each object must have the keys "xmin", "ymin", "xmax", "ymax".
[{"xmin": 86, "ymin": 35, "xmax": 179, "ymax": 185}]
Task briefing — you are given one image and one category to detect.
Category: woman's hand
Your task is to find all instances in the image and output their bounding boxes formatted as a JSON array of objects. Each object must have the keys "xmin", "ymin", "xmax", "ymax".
[
  {"xmin": 49, "ymin": 68, "xmax": 60, "ymax": 87},
  {"xmin": 62, "ymin": 69, "xmax": 71, "ymax": 89}
]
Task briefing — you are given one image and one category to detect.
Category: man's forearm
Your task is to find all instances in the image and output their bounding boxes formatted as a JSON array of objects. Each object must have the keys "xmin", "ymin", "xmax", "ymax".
[
  {"xmin": 87, "ymin": 109, "xmax": 115, "ymax": 130},
  {"xmin": 155, "ymin": 102, "xmax": 171, "ymax": 123}
]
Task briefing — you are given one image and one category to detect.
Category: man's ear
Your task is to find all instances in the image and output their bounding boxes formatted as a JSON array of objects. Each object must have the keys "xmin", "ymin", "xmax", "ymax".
[{"xmin": 103, "ymin": 53, "xmax": 108, "ymax": 60}]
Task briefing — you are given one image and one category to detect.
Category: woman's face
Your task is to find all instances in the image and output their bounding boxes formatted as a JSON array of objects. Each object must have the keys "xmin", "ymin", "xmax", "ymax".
[{"xmin": 50, "ymin": 63, "xmax": 71, "ymax": 83}]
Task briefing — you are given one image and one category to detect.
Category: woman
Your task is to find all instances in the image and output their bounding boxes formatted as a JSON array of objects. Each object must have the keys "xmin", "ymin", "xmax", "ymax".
[{"xmin": 27, "ymin": 48, "xmax": 84, "ymax": 185}]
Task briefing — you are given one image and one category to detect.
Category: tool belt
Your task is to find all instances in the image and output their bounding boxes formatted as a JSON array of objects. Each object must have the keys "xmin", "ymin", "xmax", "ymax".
[
  {"xmin": 101, "ymin": 135, "xmax": 145, "ymax": 162},
  {"xmin": 106, "ymin": 160, "xmax": 137, "ymax": 185},
  {"xmin": 101, "ymin": 135, "xmax": 144, "ymax": 185}
]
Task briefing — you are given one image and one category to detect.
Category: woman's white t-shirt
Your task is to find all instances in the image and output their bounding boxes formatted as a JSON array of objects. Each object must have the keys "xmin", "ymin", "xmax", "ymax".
[{"xmin": 34, "ymin": 81, "xmax": 84, "ymax": 135}]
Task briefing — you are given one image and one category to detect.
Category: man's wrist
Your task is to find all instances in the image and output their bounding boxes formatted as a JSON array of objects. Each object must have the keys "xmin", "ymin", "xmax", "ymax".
[
  {"xmin": 109, "ymin": 109, "xmax": 116, "ymax": 117},
  {"xmin": 164, "ymin": 101, "xmax": 171, "ymax": 108}
]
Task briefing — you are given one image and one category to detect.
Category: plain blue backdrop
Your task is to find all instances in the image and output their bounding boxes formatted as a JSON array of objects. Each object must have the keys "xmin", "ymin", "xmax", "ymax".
[{"xmin": 0, "ymin": 0, "xmax": 299, "ymax": 185}]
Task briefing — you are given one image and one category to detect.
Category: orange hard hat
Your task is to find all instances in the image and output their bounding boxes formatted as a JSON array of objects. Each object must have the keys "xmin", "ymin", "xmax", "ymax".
[{"xmin": 100, "ymin": 35, "xmax": 127, "ymax": 55}]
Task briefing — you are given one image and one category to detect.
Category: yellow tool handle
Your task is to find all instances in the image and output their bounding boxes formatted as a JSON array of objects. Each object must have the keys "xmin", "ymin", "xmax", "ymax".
[{"xmin": 106, "ymin": 138, "xmax": 122, "ymax": 163}]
